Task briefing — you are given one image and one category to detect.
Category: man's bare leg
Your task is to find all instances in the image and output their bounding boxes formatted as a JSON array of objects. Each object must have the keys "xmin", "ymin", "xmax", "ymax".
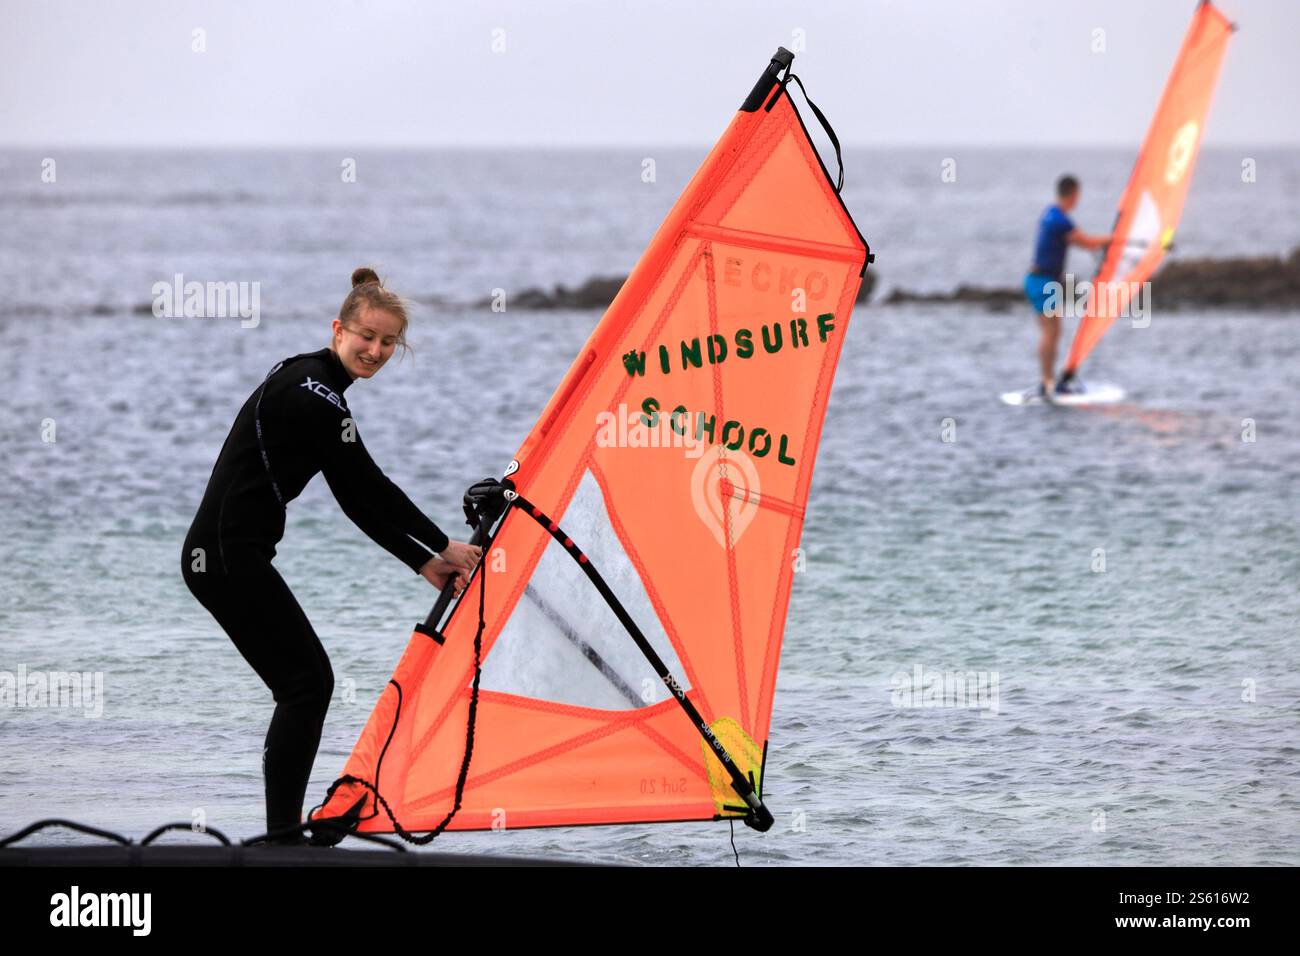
[{"xmin": 1037, "ymin": 313, "xmax": 1060, "ymax": 391}]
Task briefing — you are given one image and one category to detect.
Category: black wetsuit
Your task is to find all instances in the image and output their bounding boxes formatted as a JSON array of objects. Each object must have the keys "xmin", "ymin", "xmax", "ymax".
[{"xmin": 181, "ymin": 346, "xmax": 449, "ymax": 837}]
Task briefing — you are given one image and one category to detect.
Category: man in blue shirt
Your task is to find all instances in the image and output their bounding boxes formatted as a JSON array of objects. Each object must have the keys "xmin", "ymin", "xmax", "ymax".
[{"xmin": 1024, "ymin": 175, "xmax": 1111, "ymax": 399}]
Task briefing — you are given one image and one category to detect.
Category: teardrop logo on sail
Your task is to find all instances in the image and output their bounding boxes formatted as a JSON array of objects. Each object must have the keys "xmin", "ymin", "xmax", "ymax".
[
  {"xmin": 1165, "ymin": 121, "xmax": 1199, "ymax": 185},
  {"xmin": 691, "ymin": 445, "xmax": 761, "ymax": 549}
]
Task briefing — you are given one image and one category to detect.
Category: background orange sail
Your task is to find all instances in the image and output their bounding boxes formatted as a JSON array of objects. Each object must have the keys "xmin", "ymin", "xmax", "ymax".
[
  {"xmin": 318, "ymin": 49, "xmax": 869, "ymax": 834},
  {"xmin": 1064, "ymin": 0, "xmax": 1232, "ymax": 376}
]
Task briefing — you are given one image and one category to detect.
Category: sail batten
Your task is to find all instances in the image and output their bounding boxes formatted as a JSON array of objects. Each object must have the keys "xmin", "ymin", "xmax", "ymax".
[{"xmin": 686, "ymin": 222, "xmax": 869, "ymax": 261}]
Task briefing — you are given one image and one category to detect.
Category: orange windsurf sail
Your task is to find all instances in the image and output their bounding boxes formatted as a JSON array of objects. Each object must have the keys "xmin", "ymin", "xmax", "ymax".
[
  {"xmin": 1064, "ymin": 0, "xmax": 1233, "ymax": 375},
  {"xmin": 313, "ymin": 47, "xmax": 870, "ymax": 837}
]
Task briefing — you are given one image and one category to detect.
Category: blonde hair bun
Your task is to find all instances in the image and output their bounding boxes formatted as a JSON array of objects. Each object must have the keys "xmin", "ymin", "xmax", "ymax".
[{"xmin": 351, "ymin": 267, "xmax": 381, "ymax": 288}]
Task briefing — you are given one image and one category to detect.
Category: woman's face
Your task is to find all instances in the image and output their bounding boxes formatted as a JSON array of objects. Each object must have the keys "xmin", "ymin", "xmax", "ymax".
[{"xmin": 333, "ymin": 305, "xmax": 401, "ymax": 380}]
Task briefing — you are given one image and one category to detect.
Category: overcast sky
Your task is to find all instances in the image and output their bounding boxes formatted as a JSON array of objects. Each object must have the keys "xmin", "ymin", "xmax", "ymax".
[{"xmin": 2, "ymin": 0, "xmax": 1294, "ymax": 149}]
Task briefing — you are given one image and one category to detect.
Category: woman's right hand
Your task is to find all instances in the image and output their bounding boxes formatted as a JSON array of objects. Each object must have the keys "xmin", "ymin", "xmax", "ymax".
[
  {"xmin": 440, "ymin": 539, "xmax": 483, "ymax": 573},
  {"xmin": 419, "ymin": 557, "xmax": 469, "ymax": 596}
]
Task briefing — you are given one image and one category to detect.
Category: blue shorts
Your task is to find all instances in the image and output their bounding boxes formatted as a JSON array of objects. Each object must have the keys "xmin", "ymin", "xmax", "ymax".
[{"xmin": 1023, "ymin": 272, "xmax": 1058, "ymax": 316}]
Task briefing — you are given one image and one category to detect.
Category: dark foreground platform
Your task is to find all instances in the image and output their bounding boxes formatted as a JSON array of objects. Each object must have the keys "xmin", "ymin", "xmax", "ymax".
[
  {"xmin": 0, "ymin": 843, "xmax": 594, "ymax": 867},
  {"xmin": 0, "ymin": 819, "xmax": 610, "ymax": 867}
]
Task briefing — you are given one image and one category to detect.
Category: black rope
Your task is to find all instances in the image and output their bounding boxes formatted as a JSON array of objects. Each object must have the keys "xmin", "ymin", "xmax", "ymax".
[
  {"xmin": 364, "ymin": 676, "xmax": 403, "ymax": 821},
  {"xmin": 784, "ymin": 73, "xmax": 845, "ymax": 194},
  {"xmin": 141, "ymin": 822, "xmax": 232, "ymax": 846},
  {"xmin": 0, "ymin": 819, "xmax": 238, "ymax": 849},
  {"xmin": 304, "ymin": 508, "xmax": 496, "ymax": 846},
  {"xmin": 0, "ymin": 818, "xmax": 412, "ymax": 852},
  {"xmin": 0, "ymin": 819, "xmax": 132, "ymax": 848}
]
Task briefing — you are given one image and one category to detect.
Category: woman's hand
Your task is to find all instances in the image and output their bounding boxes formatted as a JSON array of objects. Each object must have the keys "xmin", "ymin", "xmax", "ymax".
[
  {"xmin": 439, "ymin": 539, "xmax": 483, "ymax": 573},
  {"xmin": 419, "ymin": 556, "xmax": 470, "ymax": 596}
]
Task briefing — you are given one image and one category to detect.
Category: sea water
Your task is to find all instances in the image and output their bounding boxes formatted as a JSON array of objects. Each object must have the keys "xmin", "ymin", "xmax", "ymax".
[{"xmin": 1, "ymin": 147, "xmax": 1296, "ymax": 865}]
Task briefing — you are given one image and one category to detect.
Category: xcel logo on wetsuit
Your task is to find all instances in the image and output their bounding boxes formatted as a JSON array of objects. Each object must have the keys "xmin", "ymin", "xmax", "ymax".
[{"xmin": 300, "ymin": 377, "xmax": 348, "ymax": 412}]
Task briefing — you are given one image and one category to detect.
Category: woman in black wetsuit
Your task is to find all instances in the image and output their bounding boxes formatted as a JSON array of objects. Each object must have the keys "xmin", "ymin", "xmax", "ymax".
[{"xmin": 181, "ymin": 267, "xmax": 480, "ymax": 844}]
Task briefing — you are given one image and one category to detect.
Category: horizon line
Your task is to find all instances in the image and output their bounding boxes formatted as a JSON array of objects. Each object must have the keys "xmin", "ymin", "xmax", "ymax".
[{"xmin": 2, "ymin": 140, "xmax": 1296, "ymax": 152}]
